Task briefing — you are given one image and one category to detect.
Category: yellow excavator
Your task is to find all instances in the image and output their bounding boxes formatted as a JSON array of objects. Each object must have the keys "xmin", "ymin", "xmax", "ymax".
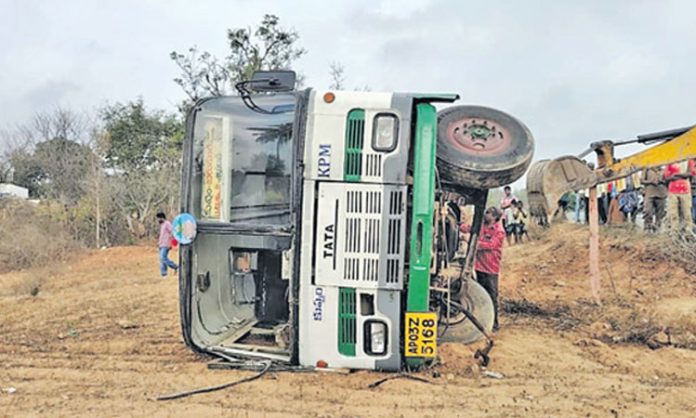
[{"xmin": 527, "ymin": 125, "xmax": 696, "ymax": 223}]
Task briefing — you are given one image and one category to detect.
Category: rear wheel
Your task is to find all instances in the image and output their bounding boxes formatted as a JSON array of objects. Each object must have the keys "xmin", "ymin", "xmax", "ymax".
[
  {"xmin": 439, "ymin": 279, "xmax": 494, "ymax": 344},
  {"xmin": 437, "ymin": 105, "xmax": 534, "ymax": 188}
]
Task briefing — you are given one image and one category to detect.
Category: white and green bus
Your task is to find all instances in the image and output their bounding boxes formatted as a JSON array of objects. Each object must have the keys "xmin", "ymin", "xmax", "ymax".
[{"xmin": 178, "ymin": 71, "xmax": 534, "ymax": 371}]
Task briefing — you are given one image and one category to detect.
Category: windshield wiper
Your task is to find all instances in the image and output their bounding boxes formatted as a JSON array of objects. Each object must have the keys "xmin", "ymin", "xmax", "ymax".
[
  {"xmin": 229, "ymin": 209, "xmax": 291, "ymax": 222},
  {"xmin": 230, "ymin": 203, "xmax": 289, "ymax": 210},
  {"xmin": 235, "ymin": 80, "xmax": 281, "ymax": 115}
]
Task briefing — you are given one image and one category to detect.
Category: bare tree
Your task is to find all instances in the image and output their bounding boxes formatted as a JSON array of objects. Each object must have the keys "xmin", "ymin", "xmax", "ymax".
[
  {"xmin": 328, "ymin": 62, "xmax": 346, "ymax": 90},
  {"xmin": 0, "ymin": 135, "xmax": 14, "ymax": 182},
  {"xmin": 6, "ymin": 107, "xmax": 92, "ymax": 203},
  {"xmin": 110, "ymin": 168, "xmax": 177, "ymax": 239},
  {"xmin": 82, "ymin": 128, "xmax": 109, "ymax": 247},
  {"xmin": 32, "ymin": 107, "xmax": 88, "ymax": 143}
]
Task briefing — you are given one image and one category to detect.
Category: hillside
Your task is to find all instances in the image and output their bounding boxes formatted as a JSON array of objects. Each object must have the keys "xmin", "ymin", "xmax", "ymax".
[{"xmin": 1, "ymin": 226, "xmax": 696, "ymax": 417}]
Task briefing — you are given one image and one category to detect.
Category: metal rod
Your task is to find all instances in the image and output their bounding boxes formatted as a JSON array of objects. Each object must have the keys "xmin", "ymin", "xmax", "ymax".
[
  {"xmin": 612, "ymin": 126, "xmax": 693, "ymax": 146},
  {"xmin": 157, "ymin": 361, "xmax": 272, "ymax": 401},
  {"xmin": 636, "ymin": 126, "xmax": 693, "ymax": 142},
  {"xmin": 462, "ymin": 189, "xmax": 489, "ymax": 276},
  {"xmin": 577, "ymin": 147, "xmax": 594, "ymax": 159},
  {"xmin": 588, "ymin": 186, "xmax": 601, "ymax": 305},
  {"xmin": 579, "ymin": 126, "xmax": 693, "ymax": 157}
]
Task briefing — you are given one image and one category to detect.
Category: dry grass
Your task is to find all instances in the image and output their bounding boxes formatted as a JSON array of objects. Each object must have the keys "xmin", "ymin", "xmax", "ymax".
[
  {"xmin": 649, "ymin": 229, "xmax": 696, "ymax": 274},
  {"xmin": 4, "ymin": 235, "xmax": 696, "ymax": 416},
  {"xmin": 502, "ymin": 295, "xmax": 671, "ymax": 348},
  {"xmin": 504, "ymin": 223, "xmax": 696, "ymax": 350},
  {"xmin": 0, "ymin": 199, "xmax": 80, "ymax": 274},
  {"xmin": 9, "ymin": 273, "xmax": 45, "ymax": 297}
]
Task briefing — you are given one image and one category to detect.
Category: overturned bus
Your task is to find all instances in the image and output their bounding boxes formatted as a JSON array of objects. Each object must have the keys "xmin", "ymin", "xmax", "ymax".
[{"xmin": 177, "ymin": 71, "xmax": 534, "ymax": 371}]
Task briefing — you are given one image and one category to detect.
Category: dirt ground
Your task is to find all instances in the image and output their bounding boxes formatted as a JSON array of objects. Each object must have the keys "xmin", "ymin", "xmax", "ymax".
[{"xmin": 2, "ymin": 224, "xmax": 696, "ymax": 417}]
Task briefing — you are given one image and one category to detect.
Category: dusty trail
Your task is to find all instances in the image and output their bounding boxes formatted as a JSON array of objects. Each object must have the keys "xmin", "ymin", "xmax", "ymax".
[{"xmin": 2, "ymin": 226, "xmax": 696, "ymax": 417}]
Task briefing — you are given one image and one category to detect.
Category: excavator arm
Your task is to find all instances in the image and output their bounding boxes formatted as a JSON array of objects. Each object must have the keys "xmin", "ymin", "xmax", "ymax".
[
  {"xmin": 598, "ymin": 126, "xmax": 696, "ymax": 181},
  {"xmin": 527, "ymin": 125, "xmax": 696, "ymax": 222}
]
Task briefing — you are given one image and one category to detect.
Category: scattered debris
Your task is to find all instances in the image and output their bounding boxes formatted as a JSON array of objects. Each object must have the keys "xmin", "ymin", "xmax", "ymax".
[
  {"xmin": 501, "ymin": 298, "xmax": 548, "ymax": 317},
  {"xmin": 467, "ymin": 364, "xmax": 482, "ymax": 377},
  {"xmin": 2, "ymin": 387, "xmax": 17, "ymax": 394},
  {"xmin": 206, "ymin": 359, "xmax": 348, "ymax": 374},
  {"xmin": 653, "ymin": 330, "xmax": 671, "ymax": 345},
  {"xmin": 117, "ymin": 320, "xmax": 138, "ymax": 330},
  {"xmin": 368, "ymin": 373, "xmax": 432, "ymax": 389},
  {"xmin": 574, "ymin": 338, "xmax": 607, "ymax": 348},
  {"xmin": 157, "ymin": 361, "xmax": 272, "ymax": 401},
  {"xmin": 482, "ymin": 370, "xmax": 504, "ymax": 379},
  {"xmin": 647, "ymin": 330, "xmax": 672, "ymax": 350},
  {"xmin": 670, "ymin": 331, "xmax": 696, "ymax": 349}
]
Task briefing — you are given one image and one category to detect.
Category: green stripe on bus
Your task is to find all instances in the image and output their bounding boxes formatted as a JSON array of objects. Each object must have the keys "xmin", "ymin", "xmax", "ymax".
[
  {"xmin": 344, "ymin": 109, "xmax": 365, "ymax": 181},
  {"xmin": 405, "ymin": 102, "xmax": 437, "ymax": 367},
  {"xmin": 338, "ymin": 287, "xmax": 357, "ymax": 356}
]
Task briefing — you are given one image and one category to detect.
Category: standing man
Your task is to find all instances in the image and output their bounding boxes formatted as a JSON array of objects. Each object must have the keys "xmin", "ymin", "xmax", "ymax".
[
  {"xmin": 574, "ymin": 191, "xmax": 582, "ymax": 223},
  {"xmin": 512, "ymin": 200, "xmax": 530, "ymax": 242},
  {"xmin": 553, "ymin": 192, "xmax": 571, "ymax": 222},
  {"xmin": 619, "ymin": 185, "xmax": 639, "ymax": 224},
  {"xmin": 500, "ymin": 185, "xmax": 517, "ymax": 210},
  {"xmin": 500, "ymin": 186, "xmax": 517, "ymax": 244},
  {"xmin": 503, "ymin": 203, "xmax": 517, "ymax": 245},
  {"xmin": 641, "ymin": 167, "xmax": 668, "ymax": 232},
  {"xmin": 597, "ymin": 183, "xmax": 608, "ymax": 224},
  {"xmin": 664, "ymin": 161, "xmax": 695, "ymax": 231},
  {"xmin": 460, "ymin": 207, "xmax": 506, "ymax": 330},
  {"xmin": 157, "ymin": 212, "xmax": 178, "ymax": 277}
]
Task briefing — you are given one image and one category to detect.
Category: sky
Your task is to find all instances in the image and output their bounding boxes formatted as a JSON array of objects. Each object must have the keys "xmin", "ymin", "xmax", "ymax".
[{"xmin": 1, "ymin": 0, "xmax": 695, "ymax": 166}]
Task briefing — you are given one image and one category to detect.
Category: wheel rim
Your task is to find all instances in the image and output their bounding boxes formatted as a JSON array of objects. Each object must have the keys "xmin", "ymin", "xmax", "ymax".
[
  {"xmin": 446, "ymin": 117, "xmax": 513, "ymax": 157},
  {"xmin": 439, "ymin": 280, "xmax": 495, "ymax": 344},
  {"xmin": 439, "ymin": 286, "xmax": 481, "ymax": 326}
]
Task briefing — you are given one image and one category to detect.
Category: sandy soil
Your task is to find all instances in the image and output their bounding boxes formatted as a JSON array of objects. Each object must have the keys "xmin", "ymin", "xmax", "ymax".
[{"xmin": 2, "ymin": 225, "xmax": 696, "ymax": 417}]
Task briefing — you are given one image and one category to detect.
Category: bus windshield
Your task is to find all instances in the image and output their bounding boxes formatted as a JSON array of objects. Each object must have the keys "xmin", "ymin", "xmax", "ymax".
[{"xmin": 191, "ymin": 94, "xmax": 296, "ymax": 226}]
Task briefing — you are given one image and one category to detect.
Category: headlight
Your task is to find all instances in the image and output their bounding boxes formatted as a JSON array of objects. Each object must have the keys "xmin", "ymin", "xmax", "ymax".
[
  {"xmin": 364, "ymin": 320, "xmax": 388, "ymax": 355},
  {"xmin": 372, "ymin": 114, "xmax": 399, "ymax": 152}
]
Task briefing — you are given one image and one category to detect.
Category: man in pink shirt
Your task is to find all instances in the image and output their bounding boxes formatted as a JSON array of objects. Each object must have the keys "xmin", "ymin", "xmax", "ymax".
[
  {"xmin": 461, "ymin": 207, "xmax": 506, "ymax": 330},
  {"xmin": 157, "ymin": 212, "xmax": 178, "ymax": 277},
  {"xmin": 664, "ymin": 160, "xmax": 695, "ymax": 231}
]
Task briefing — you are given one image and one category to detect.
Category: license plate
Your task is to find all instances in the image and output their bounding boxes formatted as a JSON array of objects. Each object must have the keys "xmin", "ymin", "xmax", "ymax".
[{"xmin": 404, "ymin": 312, "xmax": 437, "ymax": 358}]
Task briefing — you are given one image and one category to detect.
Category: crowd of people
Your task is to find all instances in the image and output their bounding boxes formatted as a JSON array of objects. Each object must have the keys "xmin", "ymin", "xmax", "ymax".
[
  {"xmin": 458, "ymin": 159, "xmax": 695, "ymax": 333},
  {"xmin": 500, "ymin": 186, "xmax": 530, "ymax": 245},
  {"xmin": 569, "ymin": 160, "xmax": 696, "ymax": 233}
]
